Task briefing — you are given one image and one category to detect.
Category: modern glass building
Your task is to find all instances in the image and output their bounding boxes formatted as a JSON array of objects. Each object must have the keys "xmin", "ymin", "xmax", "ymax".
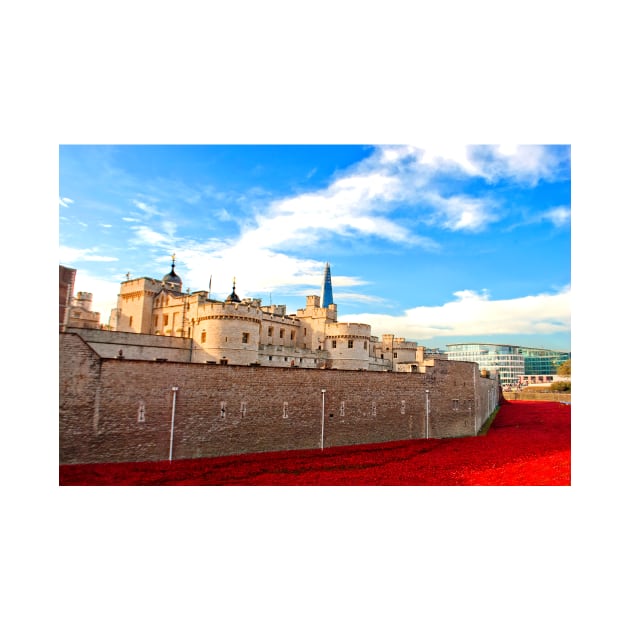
[{"xmin": 446, "ymin": 343, "xmax": 570, "ymax": 386}]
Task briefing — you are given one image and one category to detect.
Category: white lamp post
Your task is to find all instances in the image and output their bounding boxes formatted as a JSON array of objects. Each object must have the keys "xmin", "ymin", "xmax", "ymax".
[
  {"xmin": 321, "ymin": 389, "xmax": 326, "ymax": 450},
  {"xmin": 169, "ymin": 386, "xmax": 179, "ymax": 462},
  {"xmin": 425, "ymin": 389, "xmax": 430, "ymax": 439}
]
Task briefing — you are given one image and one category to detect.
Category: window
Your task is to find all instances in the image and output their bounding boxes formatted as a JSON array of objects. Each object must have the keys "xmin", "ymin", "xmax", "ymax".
[
  {"xmin": 241, "ymin": 401, "xmax": 247, "ymax": 417},
  {"xmin": 163, "ymin": 314, "xmax": 168, "ymax": 326},
  {"xmin": 340, "ymin": 401, "xmax": 345, "ymax": 417},
  {"xmin": 279, "ymin": 329, "xmax": 285, "ymax": 339},
  {"xmin": 283, "ymin": 402, "xmax": 289, "ymax": 419},
  {"xmin": 393, "ymin": 352, "xmax": 398, "ymax": 358},
  {"xmin": 364, "ymin": 341, "xmax": 367, "ymax": 350},
  {"xmin": 268, "ymin": 327, "xmax": 273, "ymax": 337},
  {"xmin": 452, "ymin": 399, "xmax": 459, "ymax": 411},
  {"xmin": 129, "ymin": 316, "xmax": 133, "ymax": 327},
  {"xmin": 154, "ymin": 315, "xmax": 158, "ymax": 327},
  {"xmin": 220, "ymin": 401, "xmax": 226, "ymax": 418},
  {"xmin": 303, "ymin": 328, "xmax": 307, "ymax": 336},
  {"xmin": 137, "ymin": 401, "xmax": 146, "ymax": 423},
  {"xmin": 371, "ymin": 402, "xmax": 377, "ymax": 416},
  {"xmin": 201, "ymin": 330, "xmax": 207, "ymax": 343},
  {"xmin": 332, "ymin": 340, "xmax": 337, "ymax": 349},
  {"xmin": 348, "ymin": 340, "xmax": 354, "ymax": 349},
  {"xmin": 290, "ymin": 330, "xmax": 296, "ymax": 340},
  {"xmin": 242, "ymin": 332, "xmax": 249, "ymax": 343},
  {"xmin": 401, "ymin": 400, "xmax": 406, "ymax": 415}
]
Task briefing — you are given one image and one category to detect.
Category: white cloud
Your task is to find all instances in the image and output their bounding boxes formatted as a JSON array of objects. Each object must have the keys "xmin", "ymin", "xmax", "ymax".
[
  {"xmin": 375, "ymin": 143, "xmax": 568, "ymax": 187},
  {"xmin": 257, "ymin": 144, "xmax": 566, "ymax": 244},
  {"xmin": 214, "ymin": 208, "xmax": 232, "ymax": 221},
  {"xmin": 59, "ymin": 245, "xmax": 118, "ymax": 263},
  {"xmin": 416, "ymin": 144, "xmax": 483, "ymax": 176},
  {"xmin": 472, "ymin": 145, "xmax": 569, "ymax": 185},
  {"xmin": 161, "ymin": 144, "xmax": 565, "ymax": 296},
  {"xmin": 180, "ymin": 246, "xmax": 339, "ymax": 300},
  {"xmin": 81, "ymin": 144, "xmax": 569, "ymax": 323},
  {"xmin": 424, "ymin": 193, "xmax": 497, "ymax": 232},
  {"xmin": 132, "ymin": 199, "xmax": 160, "ymax": 215},
  {"xmin": 161, "ymin": 220, "xmax": 178, "ymax": 238},
  {"xmin": 543, "ymin": 206, "xmax": 571, "ymax": 227},
  {"xmin": 339, "ymin": 286, "xmax": 571, "ymax": 341},
  {"xmin": 131, "ymin": 225, "xmax": 171, "ymax": 246},
  {"xmin": 163, "ymin": 144, "xmax": 566, "ymax": 299},
  {"xmin": 242, "ymin": 170, "xmax": 413, "ymax": 249},
  {"xmin": 59, "ymin": 197, "xmax": 74, "ymax": 207}
]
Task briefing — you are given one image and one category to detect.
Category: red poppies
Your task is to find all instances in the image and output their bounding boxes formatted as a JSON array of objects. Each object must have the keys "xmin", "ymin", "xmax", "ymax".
[{"xmin": 59, "ymin": 400, "xmax": 570, "ymax": 485}]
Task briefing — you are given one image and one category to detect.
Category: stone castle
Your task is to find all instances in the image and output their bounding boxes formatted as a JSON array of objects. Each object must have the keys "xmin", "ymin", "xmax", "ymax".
[
  {"xmin": 90, "ymin": 257, "xmax": 433, "ymax": 372},
  {"xmin": 59, "ymin": 259, "xmax": 501, "ymax": 465}
]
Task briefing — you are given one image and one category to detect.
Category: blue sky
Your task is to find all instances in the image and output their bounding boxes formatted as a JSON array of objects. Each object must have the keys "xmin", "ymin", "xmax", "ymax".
[{"xmin": 59, "ymin": 144, "xmax": 570, "ymax": 350}]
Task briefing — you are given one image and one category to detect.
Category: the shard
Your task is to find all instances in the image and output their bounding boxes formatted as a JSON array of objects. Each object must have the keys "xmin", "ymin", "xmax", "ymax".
[{"xmin": 320, "ymin": 262, "xmax": 334, "ymax": 307}]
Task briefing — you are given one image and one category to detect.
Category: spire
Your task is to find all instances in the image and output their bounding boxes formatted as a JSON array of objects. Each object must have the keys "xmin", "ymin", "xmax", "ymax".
[{"xmin": 320, "ymin": 262, "xmax": 334, "ymax": 308}]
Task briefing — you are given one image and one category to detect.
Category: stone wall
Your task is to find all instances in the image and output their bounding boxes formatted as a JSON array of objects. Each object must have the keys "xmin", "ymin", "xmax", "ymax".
[
  {"xmin": 66, "ymin": 327, "xmax": 192, "ymax": 361},
  {"xmin": 503, "ymin": 391, "xmax": 571, "ymax": 403},
  {"xmin": 60, "ymin": 333, "xmax": 500, "ymax": 464}
]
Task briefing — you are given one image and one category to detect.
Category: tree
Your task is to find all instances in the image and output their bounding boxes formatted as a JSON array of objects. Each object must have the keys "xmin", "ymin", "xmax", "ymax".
[
  {"xmin": 557, "ymin": 359, "xmax": 571, "ymax": 376},
  {"xmin": 550, "ymin": 381, "xmax": 571, "ymax": 392}
]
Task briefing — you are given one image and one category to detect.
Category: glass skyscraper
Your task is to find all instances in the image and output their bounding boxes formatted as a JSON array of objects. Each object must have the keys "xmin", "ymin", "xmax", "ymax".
[{"xmin": 320, "ymin": 261, "xmax": 334, "ymax": 307}]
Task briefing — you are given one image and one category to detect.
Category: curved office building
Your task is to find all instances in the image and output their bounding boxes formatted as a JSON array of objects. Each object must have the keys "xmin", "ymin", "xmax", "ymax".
[{"xmin": 446, "ymin": 343, "xmax": 570, "ymax": 386}]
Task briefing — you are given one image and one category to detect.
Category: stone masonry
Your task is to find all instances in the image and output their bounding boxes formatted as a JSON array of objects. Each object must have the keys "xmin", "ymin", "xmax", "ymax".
[{"xmin": 60, "ymin": 333, "xmax": 500, "ymax": 464}]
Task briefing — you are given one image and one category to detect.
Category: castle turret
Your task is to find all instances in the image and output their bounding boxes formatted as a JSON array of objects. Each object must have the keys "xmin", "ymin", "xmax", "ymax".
[
  {"xmin": 225, "ymin": 277, "xmax": 241, "ymax": 303},
  {"xmin": 73, "ymin": 291, "xmax": 93, "ymax": 311},
  {"xmin": 162, "ymin": 254, "xmax": 183, "ymax": 292}
]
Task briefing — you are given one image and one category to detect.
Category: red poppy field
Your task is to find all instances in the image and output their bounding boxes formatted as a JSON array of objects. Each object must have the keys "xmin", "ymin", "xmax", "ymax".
[{"xmin": 59, "ymin": 400, "xmax": 570, "ymax": 485}]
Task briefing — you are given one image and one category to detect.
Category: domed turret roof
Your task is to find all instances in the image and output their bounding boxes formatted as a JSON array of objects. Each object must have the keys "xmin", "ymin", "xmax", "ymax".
[
  {"xmin": 225, "ymin": 277, "xmax": 241, "ymax": 303},
  {"xmin": 162, "ymin": 256, "xmax": 183, "ymax": 290}
]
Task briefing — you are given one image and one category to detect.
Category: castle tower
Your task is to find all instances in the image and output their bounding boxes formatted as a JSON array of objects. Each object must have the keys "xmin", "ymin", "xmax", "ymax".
[{"xmin": 320, "ymin": 262, "xmax": 334, "ymax": 307}]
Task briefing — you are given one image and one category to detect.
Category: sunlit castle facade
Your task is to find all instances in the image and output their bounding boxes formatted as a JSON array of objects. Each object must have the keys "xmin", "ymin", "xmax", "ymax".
[
  {"xmin": 446, "ymin": 343, "xmax": 570, "ymax": 386},
  {"xmin": 108, "ymin": 257, "xmax": 427, "ymax": 372}
]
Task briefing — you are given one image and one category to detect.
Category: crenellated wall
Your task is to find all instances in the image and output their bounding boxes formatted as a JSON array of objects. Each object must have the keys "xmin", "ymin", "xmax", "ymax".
[{"xmin": 60, "ymin": 333, "xmax": 501, "ymax": 465}]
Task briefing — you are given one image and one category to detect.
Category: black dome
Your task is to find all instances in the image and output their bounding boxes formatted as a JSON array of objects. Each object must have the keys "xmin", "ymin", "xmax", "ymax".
[
  {"xmin": 162, "ymin": 259, "xmax": 182, "ymax": 290},
  {"xmin": 225, "ymin": 277, "xmax": 241, "ymax": 303}
]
